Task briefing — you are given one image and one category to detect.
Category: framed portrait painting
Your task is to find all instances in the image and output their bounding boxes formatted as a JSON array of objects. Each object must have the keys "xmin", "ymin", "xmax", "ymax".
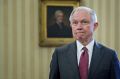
[{"xmin": 40, "ymin": 1, "xmax": 80, "ymax": 46}]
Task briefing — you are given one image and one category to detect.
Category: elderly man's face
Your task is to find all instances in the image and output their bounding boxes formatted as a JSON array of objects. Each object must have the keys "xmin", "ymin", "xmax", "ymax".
[{"xmin": 70, "ymin": 11, "xmax": 98, "ymax": 41}]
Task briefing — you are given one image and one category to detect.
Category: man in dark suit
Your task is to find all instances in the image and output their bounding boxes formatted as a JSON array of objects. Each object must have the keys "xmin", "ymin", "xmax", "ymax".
[
  {"xmin": 49, "ymin": 6, "xmax": 120, "ymax": 79},
  {"xmin": 47, "ymin": 10, "xmax": 72, "ymax": 38}
]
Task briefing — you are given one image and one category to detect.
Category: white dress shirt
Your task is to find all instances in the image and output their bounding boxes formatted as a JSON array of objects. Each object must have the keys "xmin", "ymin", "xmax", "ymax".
[{"xmin": 76, "ymin": 40, "xmax": 95, "ymax": 68}]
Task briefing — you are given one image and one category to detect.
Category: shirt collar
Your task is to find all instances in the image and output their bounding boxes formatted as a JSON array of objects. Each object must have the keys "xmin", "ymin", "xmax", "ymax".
[{"xmin": 76, "ymin": 40, "xmax": 95, "ymax": 52}]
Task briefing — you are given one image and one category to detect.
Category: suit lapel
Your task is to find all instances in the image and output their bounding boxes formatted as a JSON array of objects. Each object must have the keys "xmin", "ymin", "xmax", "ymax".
[
  {"xmin": 88, "ymin": 42, "xmax": 103, "ymax": 78},
  {"xmin": 67, "ymin": 42, "xmax": 80, "ymax": 79}
]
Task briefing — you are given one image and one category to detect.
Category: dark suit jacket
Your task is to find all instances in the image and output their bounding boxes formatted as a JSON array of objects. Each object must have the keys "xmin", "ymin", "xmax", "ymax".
[{"xmin": 49, "ymin": 41, "xmax": 120, "ymax": 79}]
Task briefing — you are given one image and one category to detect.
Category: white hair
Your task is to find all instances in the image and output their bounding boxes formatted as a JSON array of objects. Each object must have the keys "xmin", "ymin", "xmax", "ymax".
[{"xmin": 69, "ymin": 6, "xmax": 97, "ymax": 22}]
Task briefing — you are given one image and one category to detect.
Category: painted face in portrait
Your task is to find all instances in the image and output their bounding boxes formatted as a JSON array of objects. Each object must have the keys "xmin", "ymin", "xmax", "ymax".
[
  {"xmin": 55, "ymin": 11, "xmax": 64, "ymax": 23},
  {"xmin": 70, "ymin": 10, "xmax": 98, "ymax": 42}
]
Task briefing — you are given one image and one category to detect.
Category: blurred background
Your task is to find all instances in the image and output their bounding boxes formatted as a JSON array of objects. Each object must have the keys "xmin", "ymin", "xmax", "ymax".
[{"xmin": 0, "ymin": 0, "xmax": 120, "ymax": 79}]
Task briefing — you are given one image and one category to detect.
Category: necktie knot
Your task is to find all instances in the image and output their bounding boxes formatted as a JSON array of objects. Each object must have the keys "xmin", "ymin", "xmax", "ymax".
[
  {"xmin": 82, "ymin": 47, "xmax": 88, "ymax": 55},
  {"xmin": 82, "ymin": 47, "xmax": 88, "ymax": 52}
]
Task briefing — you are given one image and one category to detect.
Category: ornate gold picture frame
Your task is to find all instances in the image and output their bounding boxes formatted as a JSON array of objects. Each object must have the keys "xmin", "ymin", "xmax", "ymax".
[{"xmin": 39, "ymin": 1, "xmax": 79, "ymax": 46}]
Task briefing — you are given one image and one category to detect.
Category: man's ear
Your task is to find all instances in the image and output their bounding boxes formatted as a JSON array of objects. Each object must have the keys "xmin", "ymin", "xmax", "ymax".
[{"xmin": 94, "ymin": 22, "xmax": 98, "ymax": 31}]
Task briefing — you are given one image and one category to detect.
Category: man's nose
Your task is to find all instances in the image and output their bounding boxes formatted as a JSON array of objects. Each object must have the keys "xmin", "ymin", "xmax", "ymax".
[{"xmin": 76, "ymin": 22, "xmax": 83, "ymax": 29}]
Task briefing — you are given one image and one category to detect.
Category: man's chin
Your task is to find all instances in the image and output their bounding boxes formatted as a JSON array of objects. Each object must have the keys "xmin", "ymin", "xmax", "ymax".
[{"xmin": 76, "ymin": 36, "xmax": 85, "ymax": 41}]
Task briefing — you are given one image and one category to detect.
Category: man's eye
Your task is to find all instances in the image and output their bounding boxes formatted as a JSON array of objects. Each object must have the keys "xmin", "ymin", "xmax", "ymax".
[
  {"xmin": 82, "ymin": 21, "xmax": 88, "ymax": 23},
  {"xmin": 81, "ymin": 20, "xmax": 89, "ymax": 25},
  {"xmin": 72, "ymin": 21, "xmax": 78, "ymax": 25}
]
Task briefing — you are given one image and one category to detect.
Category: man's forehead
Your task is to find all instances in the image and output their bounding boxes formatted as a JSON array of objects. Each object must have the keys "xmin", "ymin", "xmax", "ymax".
[
  {"xmin": 72, "ymin": 11, "xmax": 91, "ymax": 19},
  {"xmin": 72, "ymin": 17, "xmax": 90, "ymax": 21}
]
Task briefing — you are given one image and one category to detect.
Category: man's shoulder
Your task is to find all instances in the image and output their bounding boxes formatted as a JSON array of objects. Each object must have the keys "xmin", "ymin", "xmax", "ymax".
[
  {"xmin": 96, "ymin": 42, "xmax": 116, "ymax": 53},
  {"xmin": 55, "ymin": 41, "xmax": 76, "ymax": 51}
]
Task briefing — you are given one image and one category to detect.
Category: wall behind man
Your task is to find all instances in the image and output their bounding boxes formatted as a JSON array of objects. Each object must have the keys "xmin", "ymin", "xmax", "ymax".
[{"xmin": 0, "ymin": 0, "xmax": 120, "ymax": 79}]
